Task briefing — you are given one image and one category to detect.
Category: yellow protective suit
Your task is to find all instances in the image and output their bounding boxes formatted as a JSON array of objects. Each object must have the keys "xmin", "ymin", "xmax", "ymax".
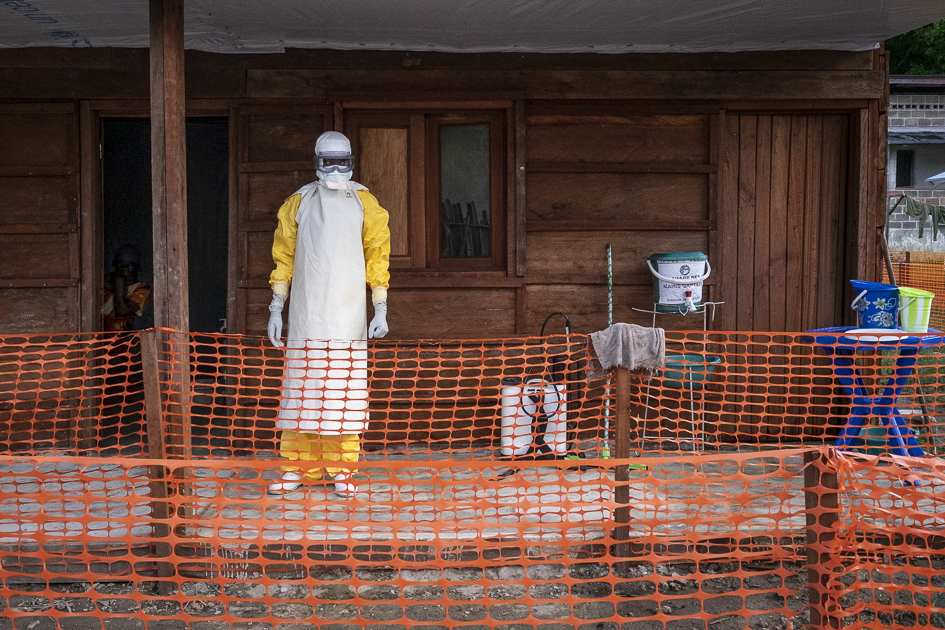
[{"xmin": 270, "ymin": 181, "xmax": 390, "ymax": 480}]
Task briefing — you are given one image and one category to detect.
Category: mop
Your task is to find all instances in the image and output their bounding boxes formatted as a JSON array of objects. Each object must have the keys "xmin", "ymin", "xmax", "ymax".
[
  {"xmin": 602, "ymin": 244, "xmax": 613, "ymax": 459},
  {"xmin": 601, "ymin": 244, "xmax": 647, "ymax": 470}
]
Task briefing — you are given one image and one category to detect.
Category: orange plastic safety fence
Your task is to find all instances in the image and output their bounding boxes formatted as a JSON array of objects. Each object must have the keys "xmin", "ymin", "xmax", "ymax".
[
  {"xmin": 0, "ymin": 332, "xmax": 145, "ymax": 457},
  {"xmin": 0, "ymin": 449, "xmax": 833, "ymax": 630},
  {"xmin": 883, "ymin": 251, "xmax": 945, "ymax": 332},
  {"xmin": 3, "ymin": 328, "xmax": 945, "ymax": 459},
  {"xmin": 2, "ymin": 328, "xmax": 945, "ymax": 630},
  {"xmin": 813, "ymin": 450, "xmax": 945, "ymax": 630}
]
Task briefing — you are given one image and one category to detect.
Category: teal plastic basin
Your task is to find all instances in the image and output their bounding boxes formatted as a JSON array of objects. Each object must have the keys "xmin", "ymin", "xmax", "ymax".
[{"xmin": 660, "ymin": 353, "xmax": 722, "ymax": 390}]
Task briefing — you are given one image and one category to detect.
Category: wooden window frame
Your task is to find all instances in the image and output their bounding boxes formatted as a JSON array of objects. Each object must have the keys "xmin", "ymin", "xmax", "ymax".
[
  {"xmin": 344, "ymin": 105, "xmax": 511, "ymax": 275},
  {"xmin": 344, "ymin": 110, "xmax": 426, "ymax": 270},
  {"xmin": 425, "ymin": 111, "xmax": 507, "ymax": 272}
]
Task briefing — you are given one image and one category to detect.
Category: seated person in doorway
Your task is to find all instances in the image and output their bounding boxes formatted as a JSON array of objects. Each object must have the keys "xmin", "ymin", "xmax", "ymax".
[
  {"xmin": 102, "ymin": 244, "xmax": 151, "ymax": 331},
  {"xmin": 266, "ymin": 131, "xmax": 391, "ymax": 495}
]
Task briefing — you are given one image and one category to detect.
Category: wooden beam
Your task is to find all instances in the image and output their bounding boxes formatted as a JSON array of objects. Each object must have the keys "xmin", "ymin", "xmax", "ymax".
[
  {"xmin": 79, "ymin": 101, "xmax": 100, "ymax": 333},
  {"xmin": 526, "ymin": 220, "xmax": 714, "ymax": 232},
  {"xmin": 0, "ymin": 279, "xmax": 78, "ymax": 288},
  {"xmin": 612, "ymin": 367, "xmax": 633, "ymax": 559},
  {"xmin": 804, "ymin": 449, "xmax": 839, "ymax": 630},
  {"xmin": 716, "ymin": 110, "xmax": 739, "ymax": 331},
  {"xmin": 150, "ymin": 0, "xmax": 189, "ymax": 332},
  {"xmin": 141, "ymin": 330, "xmax": 166, "ymax": 460},
  {"xmin": 227, "ymin": 107, "xmax": 240, "ymax": 336},
  {"xmin": 514, "ymin": 100, "xmax": 526, "ymax": 277},
  {"xmin": 614, "ymin": 367, "xmax": 633, "ymax": 460},
  {"xmin": 246, "ymin": 68, "xmax": 886, "ymax": 102},
  {"xmin": 527, "ymin": 161, "xmax": 715, "ymax": 174},
  {"xmin": 140, "ymin": 329, "xmax": 175, "ymax": 592}
]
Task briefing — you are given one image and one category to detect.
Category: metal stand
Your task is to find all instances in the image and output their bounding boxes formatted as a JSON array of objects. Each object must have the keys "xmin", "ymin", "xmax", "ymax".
[
  {"xmin": 631, "ymin": 301, "xmax": 724, "ymax": 451},
  {"xmin": 631, "ymin": 301, "xmax": 724, "ymax": 330}
]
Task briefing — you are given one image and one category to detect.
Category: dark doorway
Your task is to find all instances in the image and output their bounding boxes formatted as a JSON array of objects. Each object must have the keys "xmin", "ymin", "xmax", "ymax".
[{"xmin": 102, "ymin": 116, "xmax": 230, "ymax": 333}]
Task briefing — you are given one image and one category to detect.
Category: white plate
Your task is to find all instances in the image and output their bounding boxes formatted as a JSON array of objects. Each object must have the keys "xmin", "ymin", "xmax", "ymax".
[{"xmin": 843, "ymin": 328, "xmax": 906, "ymax": 343}]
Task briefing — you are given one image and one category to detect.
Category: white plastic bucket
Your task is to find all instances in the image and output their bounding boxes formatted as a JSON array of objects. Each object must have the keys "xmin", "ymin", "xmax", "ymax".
[
  {"xmin": 899, "ymin": 286, "xmax": 934, "ymax": 333},
  {"xmin": 647, "ymin": 252, "xmax": 710, "ymax": 313}
]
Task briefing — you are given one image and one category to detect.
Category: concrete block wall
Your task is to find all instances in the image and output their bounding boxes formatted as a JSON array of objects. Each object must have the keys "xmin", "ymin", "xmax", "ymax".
[
  {"xmin": 889, "ymin": 94, "xmax": 945, "ymax": 127},
  {"xmin": 886, "ymin": 94, "xmax": 945, "ymax": 251}
]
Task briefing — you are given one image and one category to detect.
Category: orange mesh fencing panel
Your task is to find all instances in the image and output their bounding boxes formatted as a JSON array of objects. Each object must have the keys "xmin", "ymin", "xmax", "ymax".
[
  {"xmin": 0, "ymin": 332, "xmax": 145, "ymax": 457},
  {"xmin": 1, "ymin": 328, "xmax": 945, "ymax": 630},
  {"xmin": 815, "ymin": 450, "xmax": 945, "ymax": 630},
  {"xmin": 884, "ymin": 251, "xmax": 945, "ymax": 332},
  {"xmin": 3, "ymin": 452, "xmax": 818, "ymax": 630}
]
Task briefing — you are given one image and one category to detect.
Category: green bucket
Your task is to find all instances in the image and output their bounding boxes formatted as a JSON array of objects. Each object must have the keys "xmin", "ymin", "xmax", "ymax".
[
  {"xmin": 647, "ymin": 252, "xmax": 710, "ymax": 314},
  {"xmin": 899, "ymin": 286, "xmax": 934, "ymax": 333}
]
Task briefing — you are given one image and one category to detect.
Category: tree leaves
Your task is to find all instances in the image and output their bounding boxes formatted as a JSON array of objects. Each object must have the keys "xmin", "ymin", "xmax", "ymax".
[{"xmin": 887, "ymin": 19, "xmax": 945, "ymax": 75}]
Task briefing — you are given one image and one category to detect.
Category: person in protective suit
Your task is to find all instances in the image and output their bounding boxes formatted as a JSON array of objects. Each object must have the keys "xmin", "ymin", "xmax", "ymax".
[{"xmin": 267, "ymin": 131, "xmax": 391, "ymax": 495}]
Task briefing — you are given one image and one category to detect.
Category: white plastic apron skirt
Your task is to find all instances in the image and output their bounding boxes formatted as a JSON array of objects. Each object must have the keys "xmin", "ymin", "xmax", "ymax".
[{"xmin": 277, "ymin": 183, "xmax": 369, "ymax": 480}]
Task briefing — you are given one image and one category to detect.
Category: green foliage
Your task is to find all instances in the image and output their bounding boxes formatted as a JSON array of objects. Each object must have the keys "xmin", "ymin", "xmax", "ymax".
[{"xmin": 887, "ymin": 18, "xmax": 945, "ymax": 75}]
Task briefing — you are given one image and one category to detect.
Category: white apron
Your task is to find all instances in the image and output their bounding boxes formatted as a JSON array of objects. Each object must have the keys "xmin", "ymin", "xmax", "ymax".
[{"xmin": 277, "ymin": 181, "xmax": 370, "ymax": 435}]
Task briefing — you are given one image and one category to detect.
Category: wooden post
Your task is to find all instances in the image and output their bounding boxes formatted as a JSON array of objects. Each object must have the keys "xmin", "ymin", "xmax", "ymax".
[
  {"xmin": 140, "ymin": 329, "xmax": 175, "ymax": 590},
  {"xmin": 150, "ymin": 0, "xmax": 192, "ymax": 462},
  {"xmin": 804, "ymin": 449, "xmax": 840, "ymax": 630},
  {"xmin": 150, "ymin": 0, "xmax": 189, "ymax": 332},
  {"xmin": 612, "ymin": 367, "xmax": 633, "ymax": 558},
  {"xmin": 614, "ymin": 368, "xmax": 632, "ymax": 461},
  {"xmin": 142, "ymin": 329, "xmax": 166, "ymax": 462}
]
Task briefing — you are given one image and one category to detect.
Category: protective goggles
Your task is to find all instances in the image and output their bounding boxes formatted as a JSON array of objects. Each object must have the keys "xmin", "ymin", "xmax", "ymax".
[{"xmin": 315, "ymin": 154, "xmax": 355, "ymax": 174}]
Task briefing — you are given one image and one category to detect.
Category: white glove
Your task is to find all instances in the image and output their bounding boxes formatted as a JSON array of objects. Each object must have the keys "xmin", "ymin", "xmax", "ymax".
[
  {"xmin": 369, "ymin": 301, "xmax": 389, "ymax": 339},
  {"xmin": 267, "ymin": 294, "xmax": 284, "ymax": 347}
]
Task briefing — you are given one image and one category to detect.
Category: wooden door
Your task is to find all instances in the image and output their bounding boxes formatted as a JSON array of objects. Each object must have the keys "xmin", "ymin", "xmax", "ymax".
[{"xmin": 719, "ymin": 113, "xmax": 850, "ymax": 332}]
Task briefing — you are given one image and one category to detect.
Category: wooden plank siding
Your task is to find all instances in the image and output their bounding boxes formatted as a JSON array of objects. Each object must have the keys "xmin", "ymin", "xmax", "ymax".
[
  {"xmin": 234, "ymin": 106, "xmax": 330, "ymax": 336},
  {"xmin": 0, "ymin": 104, "xmax": 81, "ymax": 333},
  {"xmin": 0, "ymin": 48, "xmax": 885, "ymax": 339},
  {"xmin": 717, "ymin": 113, "xmax": 850, "ymax": 332}
]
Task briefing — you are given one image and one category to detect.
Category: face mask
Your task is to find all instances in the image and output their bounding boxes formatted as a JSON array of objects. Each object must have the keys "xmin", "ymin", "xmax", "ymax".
[{"xmin": 318, "ymin": 171, "xmax": 352, "ymax": 190}]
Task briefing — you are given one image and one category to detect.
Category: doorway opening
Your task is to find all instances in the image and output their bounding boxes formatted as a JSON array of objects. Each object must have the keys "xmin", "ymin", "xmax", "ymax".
[
  {"xmin": 101, "ymin": 116, "xmax": 230, "ymax": 333},
  {"xmin": 98, "ymin": 116, "xmax": 230, "ymax": 456}
]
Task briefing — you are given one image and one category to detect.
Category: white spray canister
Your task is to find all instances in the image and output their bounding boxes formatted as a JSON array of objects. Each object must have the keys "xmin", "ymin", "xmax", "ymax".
[{"xmin": 499, "ymin": 376, "xmax": 568, "ymax": 457}]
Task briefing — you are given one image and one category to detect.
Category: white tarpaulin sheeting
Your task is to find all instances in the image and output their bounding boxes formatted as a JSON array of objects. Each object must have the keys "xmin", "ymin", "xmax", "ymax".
[{"xmin": 2, "ymin": 0, "xmax": 944, "ymax": 54}]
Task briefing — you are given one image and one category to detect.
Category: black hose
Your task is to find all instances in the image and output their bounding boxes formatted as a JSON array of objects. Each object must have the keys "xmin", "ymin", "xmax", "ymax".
[{"xmin": 541, "ymin": 312, "xmax": 571, "ymax": 336}]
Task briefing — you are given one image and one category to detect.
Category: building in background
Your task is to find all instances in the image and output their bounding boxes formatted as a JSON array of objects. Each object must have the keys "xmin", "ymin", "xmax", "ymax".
[{"xmin": 886, "ymin": 75, "xmax": 945, "ymax": 250}]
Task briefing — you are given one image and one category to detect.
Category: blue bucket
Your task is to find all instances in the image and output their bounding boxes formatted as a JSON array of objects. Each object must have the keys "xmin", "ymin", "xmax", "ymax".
[{"xmin": 850, "ymin": 280, "xmax": 899, "ymax": 329}]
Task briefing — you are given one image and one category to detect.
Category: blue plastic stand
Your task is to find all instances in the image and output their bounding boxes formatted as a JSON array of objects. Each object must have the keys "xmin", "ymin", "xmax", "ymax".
[{"xmin": 808, "ymin": 326, "xmax": 941, "ymax": 459}]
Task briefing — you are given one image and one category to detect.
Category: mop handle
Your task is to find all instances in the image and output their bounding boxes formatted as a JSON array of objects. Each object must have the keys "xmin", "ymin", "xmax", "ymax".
[{"xmin": 607, "ymin": 244, "xmax": 613, "ymax": 327}]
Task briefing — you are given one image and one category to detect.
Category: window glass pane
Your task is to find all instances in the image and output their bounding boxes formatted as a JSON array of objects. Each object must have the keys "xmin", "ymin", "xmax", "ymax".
[{"xmin": 440, "ymin": 124, "xmax": 490, "ymax": 258}]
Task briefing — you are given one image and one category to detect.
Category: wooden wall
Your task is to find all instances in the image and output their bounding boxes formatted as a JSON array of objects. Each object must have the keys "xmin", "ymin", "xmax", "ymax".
[
  {"xmin": 716, "ymin": 114, "xmax": 850, "ymax": 331},
  {"xmin": 0, "ymin": 103, "xmax": 81, "ymax": 333},
  {"xmin": 0, "ymin": 47, "xmax": 888, "ymax": 337},
  {"xmin": 524, "ymin": 105, "xmax": 715, "ymax": 333},
  {"xmin": 236, "ymin": 105, "xmax": 330, "ymax": 336}
]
